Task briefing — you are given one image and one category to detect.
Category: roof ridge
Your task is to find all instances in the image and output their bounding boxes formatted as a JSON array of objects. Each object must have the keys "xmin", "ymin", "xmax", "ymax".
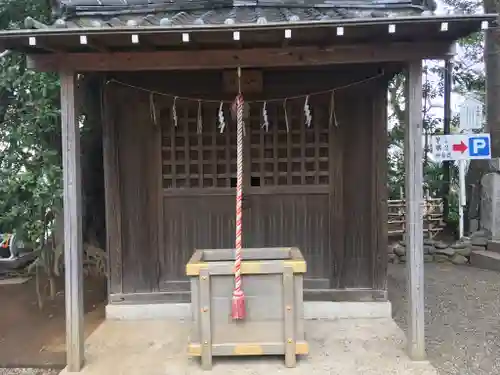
[{"xmin": 53, "ymin": 0, "xmax": 429, "ymax": 19}]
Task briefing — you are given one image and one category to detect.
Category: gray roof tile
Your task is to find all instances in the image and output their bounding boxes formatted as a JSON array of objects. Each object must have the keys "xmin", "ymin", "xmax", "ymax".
[
  {"xmin": 44, "ymin": 6, "xmax": 424, "ymax": 29},
  {"xmin": 48, "ymin": 0, "xmax": 435, "ymax": 25}
]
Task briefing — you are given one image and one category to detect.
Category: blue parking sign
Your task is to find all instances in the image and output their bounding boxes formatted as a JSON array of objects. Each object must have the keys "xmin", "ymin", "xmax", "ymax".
[{"xmin": 468, "ymin": 136, "xmax": 490, "ymax": 157}]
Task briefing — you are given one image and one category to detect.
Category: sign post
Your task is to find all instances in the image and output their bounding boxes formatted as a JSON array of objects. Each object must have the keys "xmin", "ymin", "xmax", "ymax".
[
  {"xmin": 431, "ymin": 132, "xmax": 490, "ymax": 238},
  {"xmin": 430, "ymin": 133, "xmax": 491, "ymax": 162}
]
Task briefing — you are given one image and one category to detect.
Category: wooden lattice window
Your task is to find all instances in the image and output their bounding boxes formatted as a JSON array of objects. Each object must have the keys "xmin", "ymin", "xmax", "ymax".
[
  {"xmin": 248, "ymin": 101, "xmax": 330, "ymax": 187},
  {"xmin": 162, "ymin": 99, "xmax": 330, "ymax": 190},
  {"xmin": 162, "ymin": 102, "xmax": 236, "ymax": 189}
]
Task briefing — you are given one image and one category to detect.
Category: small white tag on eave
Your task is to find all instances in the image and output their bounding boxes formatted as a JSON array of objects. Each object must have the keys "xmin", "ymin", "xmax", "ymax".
[
  {"xmin": 131, "ymin": 34, "xmax": 139, "ymax": 44},
  {"xmin": 336, "ymin": 27, "xmax": 344, "ymax": 36},
  {"xmin": 440, "ymin": 22, "xmax": 448, "ymax": 32},
  {"xmin": 80, "ymin": 35, "xmax": 88, "ymax": 44},
  {"xmin": 388, "ymin": 24, "xmax": 396, "ymax": 33},
  {"xmin": 481, "ymin": 21, "xmax": 489, "ymax": 30},
  {"xmin": 28, "ymin": 36, "xmax": 36, "ymax": 46},
  {"xmin": 285, "ymin": 29, "xmax": 292, "ymax": 39},
  {"xmin": 182, "ymin": 33, "xmax": 190, "ymax": 42},
  {"xmin": 233, "ymin": 31, "xmax": 240, "ymax": 41}
]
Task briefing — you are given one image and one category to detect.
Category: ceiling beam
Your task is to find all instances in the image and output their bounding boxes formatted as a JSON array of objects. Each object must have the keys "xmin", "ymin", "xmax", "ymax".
[{"xmin": 27, "ymin": 41, "xmax": 455, "ymax": 72}]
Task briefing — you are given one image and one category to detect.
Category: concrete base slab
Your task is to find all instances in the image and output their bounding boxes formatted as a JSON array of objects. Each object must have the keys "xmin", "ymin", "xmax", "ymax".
[
  {"xmin": 58, "ymin": 318, "xmax": 437, "ymax": 375},
  {"xmin": 304, "ymin": 301, "xmax": 391, "ymax": 319},
  {"xmin": 470, "ymin": 250, "xmax": 500, "ymax": 272},
  {"xmin": 106, "ymin": 301, "xmax": 392, "ymax": 320},
  {"xmin": 487, "ymin": 240, "xmax": 500, "ymax": 254},
  {"xmin": 0, "ymin": 276, "xmax": 31, "ymax": 285},
  {"xmin": 106, "ymin": 303, "xmax": 191, "ymax": 320}
]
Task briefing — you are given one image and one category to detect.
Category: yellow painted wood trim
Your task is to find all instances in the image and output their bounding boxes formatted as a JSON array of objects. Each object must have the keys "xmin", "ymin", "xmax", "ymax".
[
  {"xmin": 188, "ymin": 342, "xmax": 308, "ymax": 356},
  {"xmin": 284, "ymin": 260, "xmax": 307, "ymax": 273},
  {"xmin": 188, "ymin": 344, "xmax": 202, "ymax": 356},
  {"xmin": 233, "ymin": 344, "xmax": 263, "ymax": 355},
  {"xmin": 186, "ymin": 262, "xmax": 208, "ymax": 276},
  {"xmin": 187, "ymin": 259, "xmax": 306, "ymax": 276},
  {"xmin": 296, "ymin": 341, "xmax": 309, "ymax": 355}
]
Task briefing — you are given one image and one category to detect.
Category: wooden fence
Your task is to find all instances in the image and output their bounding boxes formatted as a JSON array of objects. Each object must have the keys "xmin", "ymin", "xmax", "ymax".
[{"xmin": 388, "ymin": 192, "xmax": 445, "ymax": 239}]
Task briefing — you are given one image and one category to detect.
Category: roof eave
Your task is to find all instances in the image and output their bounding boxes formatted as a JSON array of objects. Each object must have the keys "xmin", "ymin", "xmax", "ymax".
[
  {"xmin": 1, "ymin": 13, "xmax": 496, "ymax": 36},
  {"xmin": 0, "ymin": 13, "xmax": 495, "ymax": 54}
]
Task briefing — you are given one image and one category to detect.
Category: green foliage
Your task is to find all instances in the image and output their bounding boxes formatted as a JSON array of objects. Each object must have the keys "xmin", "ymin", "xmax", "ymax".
[
  {"xmin": 0, "ymin": 0, "xmax": 61, "ymax": 245},
  {"xmin": 387, "ymin": 31, "xmax": 483, "ymax": 231}
]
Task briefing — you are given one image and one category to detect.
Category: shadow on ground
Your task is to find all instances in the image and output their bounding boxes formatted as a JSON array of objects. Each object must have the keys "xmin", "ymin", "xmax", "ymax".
[{"xmin": 0, "ymin": 275, "xmax": 106, "ymax": 368}]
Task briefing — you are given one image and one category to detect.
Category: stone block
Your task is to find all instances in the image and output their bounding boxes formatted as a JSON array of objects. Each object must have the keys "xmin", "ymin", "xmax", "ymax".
[
  {"xmin": 423, "ymin": 245, "xmax": 434, "ymax": 255},
  {"xmin": 451, "ymin": 241, "xmax": 468, "ymax": 249},
  {"xmin": 423, "ymin": 238, "xmax": 435, "ymax": 246},
  {"xmin": 450, "ymin": 254, "xmax": 468, "ymax": 265},
  {"xmin": 434, "ymin": 254, "xmax": 450, "ymax": 263},
  {"xmin": 480, "ymin": 172, "xmax": 500, "ymax": 240},
  {"xmin": 470, "ymin": 250, "xmax": 500, "ymax": 272},
  {"xmin": 487, "ymin": 240, "xmax": 500, "ymax": 254},
  {"xmin": 434, "ymin": 241, "xmax": 448, "ymax": 249},
  {"xmin": 469, "ymin": 219, "xmax": 479, "ymax": 233},
  {"xmin": 393, "ymin": 245, "xmax": 406, "ymax": 256},
  {"xmin": 455, "ymin": 246, "xmax": 472, "ymax": 257},
  {"xmin": 435, "ymin": 247, "xmax": 456, "ymax": 257},
  {"xmin": 471, "ymin": 236, "xmax": 488, "ymax": 247}
]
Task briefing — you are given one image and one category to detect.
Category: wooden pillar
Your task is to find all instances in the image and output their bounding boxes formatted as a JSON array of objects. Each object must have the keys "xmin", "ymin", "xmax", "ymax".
[
  {"xmin": 60, "ymin": 70, "xmax": 85, "ymax": 372},
  {"xmin": 404, "ymin": 60, "xmax": 426, "ymax": 361}
]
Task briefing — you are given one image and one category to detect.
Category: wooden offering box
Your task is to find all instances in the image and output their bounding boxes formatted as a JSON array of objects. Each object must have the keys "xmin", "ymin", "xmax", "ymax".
[{"xmin": 186, "ymin": 247, "xmax": 308, "ymax": 369}]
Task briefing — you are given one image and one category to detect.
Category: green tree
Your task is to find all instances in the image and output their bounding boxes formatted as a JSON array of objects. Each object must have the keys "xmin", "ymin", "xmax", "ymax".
[
  {"xmin": 0, "ymin": 0, "xmax": 107, "ymax": 305},
  {"xmin": 0, "ymin": 0, "xmax": 61, "ymax": 243}
]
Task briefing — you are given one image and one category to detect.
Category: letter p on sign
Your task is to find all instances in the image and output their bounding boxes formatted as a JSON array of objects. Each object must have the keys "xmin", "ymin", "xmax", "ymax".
[{"xmin": 468, "ymin": 136, "xmax": 490, "ymax": 157}]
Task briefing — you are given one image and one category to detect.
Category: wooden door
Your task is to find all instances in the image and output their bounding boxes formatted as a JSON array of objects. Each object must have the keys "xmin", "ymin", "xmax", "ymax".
[
  {"xmin": 243, "ymin": 101, "xmax": 332, "ymax": 281},
  {"xmin": 160, "ymin": 100, "xmax": 333, "ymax": 284},
  {"xmin": 161, "ymin": 102, "xmax": 237, "ymax": 283}
]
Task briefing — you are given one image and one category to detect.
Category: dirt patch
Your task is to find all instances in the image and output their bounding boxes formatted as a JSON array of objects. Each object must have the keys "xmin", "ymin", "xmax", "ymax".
[
  {"xmin": 0, "ymin": 369, "xmax": 59, "ymax": 375},
  {"xmin": 0, "ymin": 274, "xmax": 106, "ymax": 368}
]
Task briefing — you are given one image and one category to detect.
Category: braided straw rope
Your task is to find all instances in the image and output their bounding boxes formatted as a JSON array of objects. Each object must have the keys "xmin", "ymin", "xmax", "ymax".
[{"xmin": 231, "ymin": 92, "xmax": 245, "ymax": 319}]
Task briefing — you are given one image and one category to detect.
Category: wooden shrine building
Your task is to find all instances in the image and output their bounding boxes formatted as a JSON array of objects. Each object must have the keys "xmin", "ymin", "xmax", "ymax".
[{"xmin": 0, "ymin": 0, "xmax": 494, "ymax": 371}]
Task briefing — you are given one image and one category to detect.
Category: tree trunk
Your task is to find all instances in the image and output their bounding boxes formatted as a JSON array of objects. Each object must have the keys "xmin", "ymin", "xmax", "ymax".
[
  {"xmin": 48, "ymin": 275, "xmax": 56, "ymax": 300},
  {"xmin": 484, "ymin": 1, "xmax": 500, "ymax": 156},
  {"xmin": 465, "ymin": 1, "xmax": 500, "ymax": 234}
]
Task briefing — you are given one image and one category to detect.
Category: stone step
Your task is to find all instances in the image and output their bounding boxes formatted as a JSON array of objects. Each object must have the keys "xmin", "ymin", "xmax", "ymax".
[
  {"xmin": 487, "ymin": 240, "xmax": 500, "ymax": 254},
  {"xmin": 470, "ymin": 250, "xmax": 500, "ymax": 272}
]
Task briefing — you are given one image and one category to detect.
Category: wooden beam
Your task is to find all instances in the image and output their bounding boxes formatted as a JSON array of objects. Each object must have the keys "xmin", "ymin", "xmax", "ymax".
[
  {"xmin": 60, "ymin": 70, "xmax": 85, "ymax": 372},
  {"xmin": 102, "ymin": 80, "xmax": 123, "ymax": 295},
  {"xmin": 27, "ymin": 41, "xmax": 455, "ymax": 72},
  {"xmin": 87, "ymin": 39, "xmax": 109, "ymax": 53},
  {"xmin": 108, "ymin": 289, "xmax": 388, "ymax": 304},
  {"xmin": 404, "ymin": 60, "xmax": 426, "ymax": 361}
]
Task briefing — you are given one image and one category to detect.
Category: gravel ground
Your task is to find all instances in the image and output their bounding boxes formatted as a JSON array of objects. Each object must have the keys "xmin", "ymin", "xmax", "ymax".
[
  {"xmin": 2, "ymin": 263, "xmax": 498, "ymax": 375},
  {"xmin": 0, "ymin": 369, "xmax": 58, "ymax": 375},
  {"xmin": 388, "ymin": 263, "xmax": 500, "ymax": 375}
]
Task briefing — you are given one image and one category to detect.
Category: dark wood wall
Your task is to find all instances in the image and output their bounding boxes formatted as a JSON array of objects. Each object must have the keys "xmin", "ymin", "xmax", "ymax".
[{"xmin": 103, "ymin": 65, "xmax": 390, "ymax": 301}]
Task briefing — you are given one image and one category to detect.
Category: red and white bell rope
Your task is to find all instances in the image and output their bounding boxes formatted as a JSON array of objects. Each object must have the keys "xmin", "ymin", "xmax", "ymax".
[{"xmin": 231, "ymin": 71, "xmax": 246, "ymax": 320}]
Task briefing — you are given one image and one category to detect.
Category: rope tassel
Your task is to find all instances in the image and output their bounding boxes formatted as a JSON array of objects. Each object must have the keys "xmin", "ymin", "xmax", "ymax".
[{"xmin": 231, "ymin": 90, "xmax": 246, "ymax": 320}]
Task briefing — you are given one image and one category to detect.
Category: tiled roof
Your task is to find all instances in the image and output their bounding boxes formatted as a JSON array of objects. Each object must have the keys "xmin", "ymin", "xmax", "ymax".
[
  {"xmin": 49, "ymin": 7, "xmax": 427, "ymax": 29},
  {"xmin": 54, "ymin": 0, "xmax": 432, "ymax": 16},
  {"xmin": 31, "ymin": 0, "xmax": 435, "ymax": 29}
]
